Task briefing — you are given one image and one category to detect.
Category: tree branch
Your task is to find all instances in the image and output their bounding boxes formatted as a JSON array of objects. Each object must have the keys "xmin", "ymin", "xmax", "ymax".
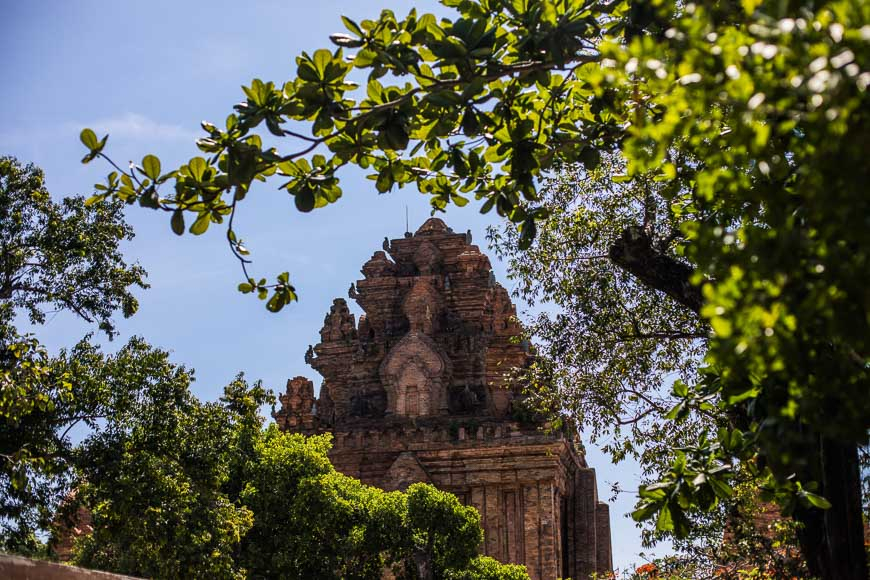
[
  {"xmin": 608, "ymin": 225, "xmax": 704, "ymax": 314},
  {"xmin": 616, "ymin": 330, "xmax": 706, "ymax": 342}
]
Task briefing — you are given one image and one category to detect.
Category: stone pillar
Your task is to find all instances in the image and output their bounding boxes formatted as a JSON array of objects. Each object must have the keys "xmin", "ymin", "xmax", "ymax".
[
  {"xmin": 571, "ymin": 468, "xmax": 599, "ymax": 580},
  {"xmin": 471, "ymin": 485, "xmax": 486, "ymax": 547},
  {"xmin": 596, "ymin": 502, "xmax": 613, "ymax": 575},
  {"xmin": 538, "ymin": 483, "xmax": 560, "ymax": 580},
  {"xmin": 504, "ymin": 489, "xmax": 522, "ymax": 564},
  {"xmin": 485, "ymin": 485, "xmax": 501, "ymax": 558},
  {"xmin": 522, "ymin": 483, "xmax": 541, "ymax": 580}
]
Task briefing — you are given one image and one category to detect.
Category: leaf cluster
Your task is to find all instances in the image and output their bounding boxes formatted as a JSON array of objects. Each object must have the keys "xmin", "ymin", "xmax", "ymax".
[
  {"xmin": 0, "ymin": 156, "xmax": 147, "ymax": 337},
  {"xmin": 234, "ymin": 427, "xmax": 519, "ymax": 579}
]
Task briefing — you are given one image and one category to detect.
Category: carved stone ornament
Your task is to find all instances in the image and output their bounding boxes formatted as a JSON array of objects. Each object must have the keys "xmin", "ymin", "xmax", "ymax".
[
  {"xmin": 361, "ymin": 250, "xmax": 396, "ymax": 278},
  {"xmin": 380, "ymin": 332, "xmax": 450, "ymax": 417},
  {"xmin": 412, "ymin": 240, "xmax": 443, "ymax": 275},
  {"xmin": 402, "ymin": 278, "xmax": 441, "ymax": 334}
]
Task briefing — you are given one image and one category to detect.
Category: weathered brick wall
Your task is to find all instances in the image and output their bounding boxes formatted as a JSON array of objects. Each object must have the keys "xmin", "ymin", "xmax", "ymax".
[
  {"xmin": 51, "ymin": 504, "xmax": 92, "ymax": 562},
  {"xmin": 0, "ymin": 555, "xmax": 142, "ymax": 580}
]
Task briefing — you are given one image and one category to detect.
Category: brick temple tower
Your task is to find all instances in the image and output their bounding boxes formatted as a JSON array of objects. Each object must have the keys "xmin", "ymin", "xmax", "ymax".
[{"xmin": 275, "ymin": 218, "xmax": 612, "ymax": 579}]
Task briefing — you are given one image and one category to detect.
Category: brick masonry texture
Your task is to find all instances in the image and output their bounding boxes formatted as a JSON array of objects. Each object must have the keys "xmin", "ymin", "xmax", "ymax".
[
  {"xmin": 0, "ymin": 554, "xmax": 142, "ymax": 580},
  {"xmin": 276, "ymin": 218, "xmax": 613, "ymax": 580}
]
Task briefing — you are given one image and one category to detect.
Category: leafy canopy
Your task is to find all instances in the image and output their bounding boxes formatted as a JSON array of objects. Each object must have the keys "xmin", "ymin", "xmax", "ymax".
[
  {"xmin": 0, "ymin": 156, "xmax": 149, "ymax": 552},
  {"xmin": 488, "ymin": 157, "xmax": 716, "ymax": 546},
  {"xmin": 70, "ymin": 347, "xmax": 257, "ymax": 580},
  {"xmin": 0, "ymin": 156, "xmax": 147, "ymax": 337}
]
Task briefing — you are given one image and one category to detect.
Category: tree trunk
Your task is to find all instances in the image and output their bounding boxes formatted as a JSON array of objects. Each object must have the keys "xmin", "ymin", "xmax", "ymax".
[
  {"xmin": 608, "ymin": 225, "xmax": 703, "ymax": 315},
  {"xmin": 794, "ymin": 436, "xmax": 867, "ymax": 580},
  {"xmin": 413, "ymin": 547, "xmax": 434, "ymax": 580}
]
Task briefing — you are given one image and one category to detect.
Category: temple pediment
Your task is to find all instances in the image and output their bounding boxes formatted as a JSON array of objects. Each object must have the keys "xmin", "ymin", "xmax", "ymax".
[
  {"xmin": 380, "ymin": 332, "xmax": 450, "ymax": 417},
  {"xmin": 384, "ymin": 452, "xmax": 432, "ymax": 491}
]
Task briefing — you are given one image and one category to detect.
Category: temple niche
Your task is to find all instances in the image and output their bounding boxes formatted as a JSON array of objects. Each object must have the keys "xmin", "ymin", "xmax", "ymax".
[{"xmin": 275, "ymin": 218, "xmax": 612, "ymax": 580}]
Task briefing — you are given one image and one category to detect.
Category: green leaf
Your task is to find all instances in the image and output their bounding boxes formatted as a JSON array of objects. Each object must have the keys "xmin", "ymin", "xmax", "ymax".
[
  {"xmin": 517, "ymin": 219, "xmax": 536, "ymax": 250},
  {"xmin": 341, "ymin": 15, "xmax": 364, "ymax": 36},
  {"xmin": 330, "ymin": 33, "xmax": 364, "ymax": 48},
  {"xmin": 665, "ymin": 401, "xmax": 686, "ymax": 421},
  {"xmin": 639, "ymin": 483, "xmax": 669, "ymax": 500},
  {"xmin": 708, "ymin": 477, "xmax": 733, "ymax": 499},
  {"xmin": 142, "ymin": 155, "xmax": 161, "ymax": 180},
  {"xmin": 313, "ymin": 49, "xmax": 332, "ymax": 76},
  {"xmin": 725, "ymin": 386, "xmax": 760, "ymax": 405},
  {"xmin": 354, "ymin": 48, "xmax": 377, "ymax": 68},
  {"xmin": 190, "ymin": 213, "xmax": 210, "ymax": 235},
  {"xmin": 801, "ymin": 491, "xmax": 832, "ymax": 509},
  {"xmin": 80, "ymin": 128, "xmax": 99, "ymax": 150},
  {"xmin": 189, "ymin": 157, "xmax": 208, "ymax": 181},
  {"xmin": 383, "ymin": 124, "xmax": 409, "ymax": 150},
  {"xmin": 656, "ymin": 503, "xmax": 674, "ymax": 532},
  {"xmin": 171, "ymin": 210, "xmax": 185, "ymax": 236},
  {"xmin": 266, "ymin": 292, "xmax": 286, "ymax": 312},
  {"xmin": 451, "ymin": 194, "xmax": 469, "ymax": 207},
  {"xmin": 673, "ymin": 507, "xmax": 691, "ymax": 538},
  {"xmin": 710, "ymin": 317, "xmax": 732, "ymax": 338},
  {"xmin": 375, "ymin": 168, "xmax": 394, "ymax": 193},
  {"xmin": 630, "ymin": 502, "xmax": 659, "ymax": 522},
  {"xmin": 728, "ymin": 429, "xmax": 744, "ymax": 451},
  {"xmin": 295, "ymin": 188, "xmax": 316, "ymax": 212}
]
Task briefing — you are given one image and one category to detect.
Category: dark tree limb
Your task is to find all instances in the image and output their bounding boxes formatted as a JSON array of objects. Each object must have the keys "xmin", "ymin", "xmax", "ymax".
[
  {"xmin": 608, "ymin": 225, "xmax": 703, "ymax": 315},
  {"xmin": 794, "ymin": 437, "xmax": 868, "ymax": 580}
]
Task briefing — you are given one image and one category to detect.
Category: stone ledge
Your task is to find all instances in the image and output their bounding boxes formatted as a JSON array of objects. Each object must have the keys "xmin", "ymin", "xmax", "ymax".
[
  {"xmin": 0, "ymin": 555, "xmax": 142, "ymax": 580},
  {"xmin": 324, "ymin": 420, "xmax": 573, "ymax": 452}
]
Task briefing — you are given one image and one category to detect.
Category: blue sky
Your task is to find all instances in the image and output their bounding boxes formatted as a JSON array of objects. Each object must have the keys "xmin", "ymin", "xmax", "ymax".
[{"xmin": 2, "ymin": 1, "xmax": 669, "ymax": 571}]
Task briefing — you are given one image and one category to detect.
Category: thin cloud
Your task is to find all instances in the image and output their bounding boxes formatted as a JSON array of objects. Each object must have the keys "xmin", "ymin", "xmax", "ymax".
[
  {"xmin": 86, "ymin": 113, "xmax": 199, "ymax": 142},
  {"xmin": 0, "ymin": 113, "xmax": 199, "ymax": 150}
]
